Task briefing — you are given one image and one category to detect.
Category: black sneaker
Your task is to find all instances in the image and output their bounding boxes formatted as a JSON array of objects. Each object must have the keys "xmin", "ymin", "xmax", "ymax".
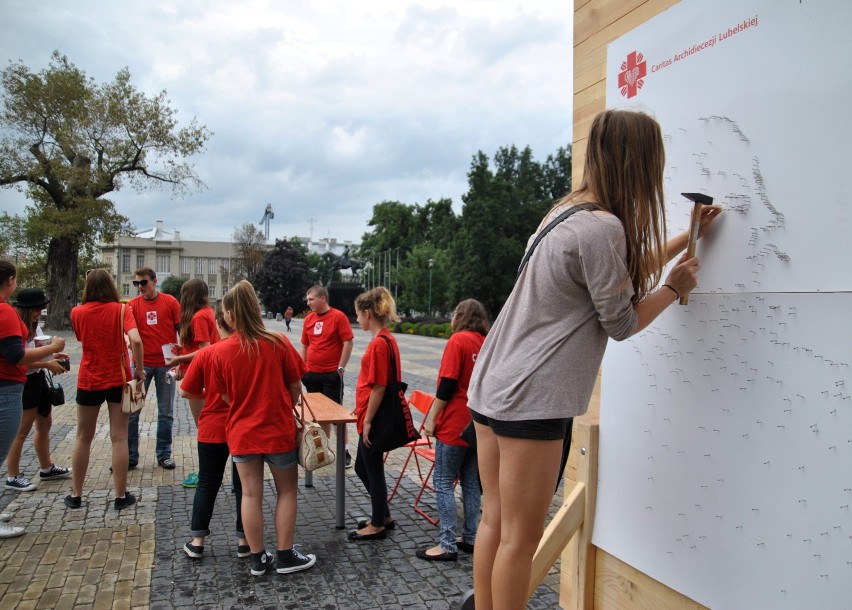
[
  {"xmin": 39, "ymin": 465, "xmax": 72, "ymax": 480},
  {"xmin": 157, "ymin": 458, "xmax": 176, "ymax": 470},
  {"xmin": 237, "ymin": 544, "xmax": 251, "ymax": 558},
  {"xmin": 276, "ymin": 547, "xmax": 316, "ymax": 574},
  {"xmin": 5, "ymin": 474, "xmax": 37, "ymax": 492},
  {"xmin": 114, "ymin": 492, "xmax": 137, "ymax": 510},
  {"xmin": 64, "ymin": 494, "xmax": 82, "ymax": 509},
  {"xmin": 250, "ymin": 550, "xmax": 273, "ymax": 576},
  {"xmin": 184, "ymin": 541, "xmax": 204, "ymax": 559},
  {"xmin": 344, "ymin": 451, "xmax": 353, "ymax": 469}
]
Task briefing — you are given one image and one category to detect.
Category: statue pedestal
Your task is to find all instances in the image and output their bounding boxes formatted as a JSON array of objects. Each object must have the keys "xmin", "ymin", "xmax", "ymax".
[{"xmin": 327, "ymin": 281, "xmax": 362, "ymax": 321}]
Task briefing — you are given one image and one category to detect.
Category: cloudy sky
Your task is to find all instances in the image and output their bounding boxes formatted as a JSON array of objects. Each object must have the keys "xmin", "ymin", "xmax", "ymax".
[{"xmin": 1, "ymin": 1, "xmax": 573, "ymax": 245}]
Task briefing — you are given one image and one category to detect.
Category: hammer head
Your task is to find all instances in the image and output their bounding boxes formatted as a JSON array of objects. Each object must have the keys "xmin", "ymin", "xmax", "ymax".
[{"xmin": 681, "ymin": 192, "xmax": 714, "ymax": 205}]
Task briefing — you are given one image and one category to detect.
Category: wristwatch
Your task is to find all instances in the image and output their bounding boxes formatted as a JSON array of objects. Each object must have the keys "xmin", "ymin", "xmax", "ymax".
[{"xmin": 337, "ymin": 366, "xmax": 345, "ymax": 373}]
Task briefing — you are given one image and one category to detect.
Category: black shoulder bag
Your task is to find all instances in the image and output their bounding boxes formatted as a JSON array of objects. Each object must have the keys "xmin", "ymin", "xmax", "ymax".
[{"xmin": 368, "ymin": 335, "xmax": 421, "ymax": 453}]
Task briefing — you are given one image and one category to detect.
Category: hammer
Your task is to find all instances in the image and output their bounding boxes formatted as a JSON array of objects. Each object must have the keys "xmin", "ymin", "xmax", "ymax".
[{"xmin": 679, "ymin": 192, "xmax": 714, "ymax": 305}]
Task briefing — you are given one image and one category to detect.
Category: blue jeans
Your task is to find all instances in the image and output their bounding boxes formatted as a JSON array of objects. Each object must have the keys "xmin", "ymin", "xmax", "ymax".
[
  {"xmin": 0, "ymin": 384, "xmax": 24, "ymax": 466},
  {"xmin": 434, "ymin": 440, "xmax": 481, "ymax": 553},
  {"xmin": 128, "ymin": 366, "xmax": 175, "ymax": 463}
]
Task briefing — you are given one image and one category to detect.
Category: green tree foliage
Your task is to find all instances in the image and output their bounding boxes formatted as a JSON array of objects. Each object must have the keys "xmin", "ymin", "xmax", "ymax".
[
  {"xmin": 231, "ymin": 222, "xmax": 266, "ymax": 285},
  {"xmin": 160, "ymin": 275, "xmax": 188, "ymax": 299},
  {"xmin": 396, "ymin": 245, "xmax": 451, "ymax": 317},
  {"xmin": 0, "ymin": 51, "xmax": 210, "ymax": 329},
  {"xmin": 255, "ymin": 238, "xmax": 310, "ymax": 316}
]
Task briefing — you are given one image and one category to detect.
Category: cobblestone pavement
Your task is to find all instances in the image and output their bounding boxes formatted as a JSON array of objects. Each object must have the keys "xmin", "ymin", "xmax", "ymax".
[{"xmin": 0, "ymin": 318, "xmax": 563, "ymax": 609}]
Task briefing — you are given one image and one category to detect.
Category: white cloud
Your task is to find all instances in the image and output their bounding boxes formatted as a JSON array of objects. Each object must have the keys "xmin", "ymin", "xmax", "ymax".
[{"xmin": 0, "ymin": 0, "xmax": 573, "ymax": 244}]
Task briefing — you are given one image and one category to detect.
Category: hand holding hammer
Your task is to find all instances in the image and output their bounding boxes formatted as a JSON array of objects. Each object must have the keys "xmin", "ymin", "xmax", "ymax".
[{"xmin": 678, "ymin": 193, "xmax": 716, "ymax": 305}]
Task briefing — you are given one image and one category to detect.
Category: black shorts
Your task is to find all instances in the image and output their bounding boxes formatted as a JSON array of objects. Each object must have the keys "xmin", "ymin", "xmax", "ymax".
[
  {"xmin": 76, "ymin": 386, "xmax": 124, "ymax": 407},
  {"xmin": 470, "ymin": 409, "xmax": 572, "ymax": 441},
  {"xmin": 23, "ymin": 371, "xmax": 51, "ymax": 416}
]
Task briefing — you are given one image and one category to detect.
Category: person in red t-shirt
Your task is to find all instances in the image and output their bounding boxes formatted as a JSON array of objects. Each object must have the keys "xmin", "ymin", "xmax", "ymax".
[
  {"xmin": 0, "ymin": 261, "xmax": 66, "ymax": 538},
  {"xmin": 67, "ymin": 269, "xmax": 144, "ymax": 511},
  {"xmin": 178, "ymin": 303, "xmax": 247, "ymax": 560},
  {"xmin": 416, "ymin": 299, "xmax": 489, "ymax": 562},
  {"xmin": 212, "ymin": 280, "xmax": 315, "ymax": 577},
  {"xmin": 127, "ymin": 267, "xmax": 181, "ymax": 470},
  {"xmin": 348, "ymin": 286, "xmax": 401, "ymax": 542},
  {"xmin": 299, "ymin": 285, "xmax": 354, "ymax": 467}
]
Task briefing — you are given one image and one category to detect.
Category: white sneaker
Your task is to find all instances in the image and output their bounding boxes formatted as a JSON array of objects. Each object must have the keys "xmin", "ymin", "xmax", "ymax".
[
  {"xmin": 0, "ymin": 512, "xmax": 11, "ymax": 522},
  {"xmin": 0, "ymin": 522, "xmax": 25, "ymax": 538}
]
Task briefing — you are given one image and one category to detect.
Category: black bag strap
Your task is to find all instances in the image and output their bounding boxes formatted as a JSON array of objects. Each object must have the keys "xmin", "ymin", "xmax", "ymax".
[
  {"xmin": 517, "ymin": 202, "xmax": 602, "ymax": 278},
  {"xmin": 377, "ymin": 334, "xmax": 400, "ymax": 384}
]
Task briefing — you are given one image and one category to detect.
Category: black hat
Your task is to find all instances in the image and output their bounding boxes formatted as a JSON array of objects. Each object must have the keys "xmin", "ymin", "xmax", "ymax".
[{"xmin": 13, "ymin": 288, "xmax": 50, "ymax": 309}]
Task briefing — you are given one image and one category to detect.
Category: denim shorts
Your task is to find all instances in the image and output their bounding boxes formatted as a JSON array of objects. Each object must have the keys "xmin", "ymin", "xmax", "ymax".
[
  {"xmin": 76, "ymin": 386, "xmax": 124, "ymax": 407},
  {"xmin": 470, "ymin": 409, "xmax": 572, "ymax": 441},
  {"xmin": 232, "ymin": 449, "xmax": 298, "ymax": 469}
]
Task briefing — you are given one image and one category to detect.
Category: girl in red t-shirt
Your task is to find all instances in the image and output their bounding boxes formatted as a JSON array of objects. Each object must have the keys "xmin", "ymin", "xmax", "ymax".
[
  {"xmin": 68, "ymin": 269, "xmax": 145, "ymax": 511},
  {"xmin": 213, "ymin": 280, "xmax": 315, "ymax": 577},
  {"xmin": 416, "ymin": 299, "xmax": 489, "ymax": 561},
  {"xmin": 348, "ymin": 286, "xmax": 402, "ymax": 541}
]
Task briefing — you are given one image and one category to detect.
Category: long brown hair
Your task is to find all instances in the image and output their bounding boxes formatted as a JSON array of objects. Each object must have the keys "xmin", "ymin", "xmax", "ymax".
[
  {"xmin": 451, "ymin": 299, "xmax": 490, "ymax": 336},
  {"xmin": 179, "ymin": 278, "xmax": 209, "ymax": 345},
  {"xmin": 16, "ymin": 306, "xmax": 39, "ymax": 340},
  {"xmin": 82, "ymin": 269, "xmax": 121, "ymax": 304},
  {"xmin": 221, "ymin": 280, "xmax": 286, "ymax": 353},
  {"xmin": 560, "ymin": 109, "xmax": 667, "ymax": 302}
]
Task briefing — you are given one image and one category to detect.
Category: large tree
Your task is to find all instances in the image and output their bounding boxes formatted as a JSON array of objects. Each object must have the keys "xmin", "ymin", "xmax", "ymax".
[
  {"xmin": 255, "ymin": 238, "xmax": 310, "ymax": 316},
  {"xmin": 0, "ymin": 51, "xmax": 210, "ymax": 328},
  {"xmin": 231, "ymin": 222, "xmax": 267, "ymax": 286}
]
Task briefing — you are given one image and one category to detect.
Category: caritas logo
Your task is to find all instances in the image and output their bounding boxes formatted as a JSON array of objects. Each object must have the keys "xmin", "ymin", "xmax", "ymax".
[{"xmin": 618, "ymin": 51, "xmax": 647, "ymax": 99}]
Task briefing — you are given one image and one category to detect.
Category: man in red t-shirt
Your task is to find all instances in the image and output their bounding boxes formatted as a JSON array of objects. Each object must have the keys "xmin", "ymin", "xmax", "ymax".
[
  {"xmin": 126, "ymin": 267, "xmax": 181, "ymax": 470},
  {"xmin": 299, "ymin": 285, "xmax": 354, "ymax": 467}
]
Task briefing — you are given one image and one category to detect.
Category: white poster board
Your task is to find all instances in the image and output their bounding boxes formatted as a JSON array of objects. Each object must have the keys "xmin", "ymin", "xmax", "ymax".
[{"xmin": 594, "ymin": 1, "xmax": 852, "ymax": 608}]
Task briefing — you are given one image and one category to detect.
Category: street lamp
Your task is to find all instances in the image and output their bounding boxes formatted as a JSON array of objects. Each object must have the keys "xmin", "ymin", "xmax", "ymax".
[{"xmin": 427, "ymin": 258, "xmax": 434, "ymax": 318}]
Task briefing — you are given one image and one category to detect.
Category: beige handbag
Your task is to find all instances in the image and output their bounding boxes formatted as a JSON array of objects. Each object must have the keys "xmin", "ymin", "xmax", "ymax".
[
  {"xmin": 119, "ymin": 305, "xmax": 143, "ymax": 415},
  {"xmin": 294, "ymin": 393, "xmax": 334, "ymax": 471}
]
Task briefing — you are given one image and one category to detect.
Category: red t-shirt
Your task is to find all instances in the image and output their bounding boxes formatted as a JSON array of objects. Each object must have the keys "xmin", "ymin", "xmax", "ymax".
[
  {"xmin": 300, "ymin": 307, "xmax": 354, "ymax": 373},
  {"xmin": 211, "ymin": 333, "xmax": 306, "ymax": 455},
  {"xmin": 0, "ymin": 298, "xmax": 28, "ymax": 383},
  {"xmin": 182, "ymin": 343, "xmax": 228, "ymax": 444},
  {"xmin": 128, "ymin": 292, "xmax": 180, "ymax": 367},
  {"xmin": 355, "ymin": 329, "xmax": 401, "ymax": 435},
  {"xmin": 435, "ymin": 330, "xmax": 485, "ymax": 446},
  {"xmin": 180, "ymin": 307, "xmax": 218, "ymax": 373},
  {"xmin": 71, "ymin": 302, "xmax": 137, "ymax": 391}
]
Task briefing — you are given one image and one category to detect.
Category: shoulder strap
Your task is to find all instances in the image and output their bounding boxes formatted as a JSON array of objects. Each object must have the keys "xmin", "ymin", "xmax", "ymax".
[
  {"xmin": 120, "ymin": 304, "xmax": 128, "ymax": 384},
  {"xmin": 377, "ymin": 334, "xmax": 400, "ymax": 383},
  {"xmin": 517, "ymin": 203, "xmax": 602, "ymax": 279}
]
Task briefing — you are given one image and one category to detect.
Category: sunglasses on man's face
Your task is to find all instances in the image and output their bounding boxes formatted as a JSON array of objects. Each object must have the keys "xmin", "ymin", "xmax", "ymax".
[{"xmin": 132, "ymin": 279, "xmax": 150, "ymax": 287}]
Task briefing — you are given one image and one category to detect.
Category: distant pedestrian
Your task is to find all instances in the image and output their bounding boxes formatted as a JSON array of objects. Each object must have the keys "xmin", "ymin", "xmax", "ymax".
[
  {"xmin": 283, "ymin": 306, "xmax": 293, "ymax": 332},
  {"xmin": 5, "ymin": 288, "xmax": 72, "ymax": 494},
  {"xmin": 0, "ymin": 261, "xmax": 66, "ymax": 538},
  {"xmin": 67, "ymin": 269, "xmax": 145, "ymax": 511}
]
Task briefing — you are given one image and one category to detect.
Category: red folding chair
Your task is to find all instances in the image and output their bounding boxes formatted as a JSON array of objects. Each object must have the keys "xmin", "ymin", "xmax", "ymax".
[
  {"xmin": 412, "ymin": 444, "xmax": 439, "ymax": 524},
  {"xmin": 386, "ymin": 389, "xmax": 434, "ymax": 502}
]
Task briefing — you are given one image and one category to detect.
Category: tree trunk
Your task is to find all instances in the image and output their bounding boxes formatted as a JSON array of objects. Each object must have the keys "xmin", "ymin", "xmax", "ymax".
[{"xmin": 45, "ymin": 236, "xmax": 79, "ymax": 331}]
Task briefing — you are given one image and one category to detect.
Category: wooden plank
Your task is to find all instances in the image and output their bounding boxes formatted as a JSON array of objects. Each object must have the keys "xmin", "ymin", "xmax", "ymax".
[
  {"xmin": 575, "ymin": 0, "xmax": 649, "ymax": 46},
  {"xmin": 595, "ymin": 550, "xmax": 709, "ymax": 610},
  {"xmin": 527, "ymin": 481, "xmax": 586, "ymax": 599}
]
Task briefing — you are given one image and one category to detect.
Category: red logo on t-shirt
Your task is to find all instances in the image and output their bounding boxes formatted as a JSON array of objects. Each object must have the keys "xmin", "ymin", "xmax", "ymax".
[
  {"xmin": 147, "ymin": 311, "xmax": 158, "ymax": 325},
  {"xmin": 312, "ymin": 322, "xmax": 323, "ymax": 335},
  {"xmin": 618, "ymin": 51, "xmax": 647, "ymax": 99}
]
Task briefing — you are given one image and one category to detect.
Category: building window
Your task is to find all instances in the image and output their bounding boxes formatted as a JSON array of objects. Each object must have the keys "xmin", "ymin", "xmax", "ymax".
[
  {"xmin": 221, "ymin": 258, "xmax": 230, "ymax": 271},
  {"xmin": 208, "ymin": 285, "xmax": 217, "ymax": 298},
  {"xmin": 181, "ymin": 257, "xmax": 190, "ymax": 275},
  {"xmin": 121, "ymin": 253, "xmax": 131, "ymax": 273},
  {"xmin": 195, "ymin": 257, "xmax": 203, "ymax": 274},
  {"xmin": 208, "ymin": 258, "xmax": 217, "ymax": 274},
  {"xmin": 136, "ymin": 254, "xmax": 145, "ymax": 270},
  {"xmin": 156, "ymin": 255, "xmax": 170, "ymax": 274},
  {"xmin": 122, "ymin": 284, "xmax": 130, "ymax": 297},
  {"xmin": 222, "ymin": 285, "xmax": 228, "ymax": 297}
]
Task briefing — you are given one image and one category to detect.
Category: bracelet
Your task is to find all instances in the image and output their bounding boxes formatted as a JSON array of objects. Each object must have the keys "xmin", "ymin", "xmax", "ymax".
[{"xmin": 662, "ymin": 284, "xmax": 680, "ymax": 300}]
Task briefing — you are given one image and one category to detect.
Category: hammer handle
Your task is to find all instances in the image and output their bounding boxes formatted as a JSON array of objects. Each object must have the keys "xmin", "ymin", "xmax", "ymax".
[{"xmin": 679, "ymin": 202, "xmax": 702, "ymax": 306}]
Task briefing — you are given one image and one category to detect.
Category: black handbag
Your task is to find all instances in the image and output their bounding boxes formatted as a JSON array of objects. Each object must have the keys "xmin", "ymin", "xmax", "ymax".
[
  {"xmin": 45, "ymin": 370, "xmax": 65, "ymax": 406},
  {"xmin": 368, "ymin": 335, "xmax": 421, "ymax": 453}
]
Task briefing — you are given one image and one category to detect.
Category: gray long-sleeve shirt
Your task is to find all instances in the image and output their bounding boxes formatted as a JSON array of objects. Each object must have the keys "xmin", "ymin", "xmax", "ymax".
[{"xmin": 468, "ymin": 208, "xmax": 638, "ymax": 421}]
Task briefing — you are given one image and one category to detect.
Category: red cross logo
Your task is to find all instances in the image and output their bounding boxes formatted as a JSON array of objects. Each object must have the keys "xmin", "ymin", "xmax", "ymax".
[{"xmin": 618, "ymin": 51, "xmax": 647, "ymax": 99}]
